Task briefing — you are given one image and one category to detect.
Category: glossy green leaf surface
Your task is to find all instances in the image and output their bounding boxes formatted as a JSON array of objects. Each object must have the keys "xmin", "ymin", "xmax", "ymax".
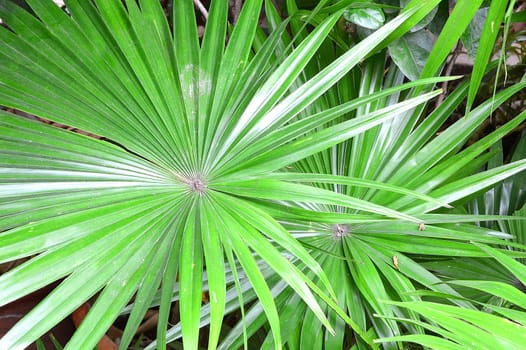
[{"xmin": 0, "ymin": 0, "xmax": 523, "ymax": 349}]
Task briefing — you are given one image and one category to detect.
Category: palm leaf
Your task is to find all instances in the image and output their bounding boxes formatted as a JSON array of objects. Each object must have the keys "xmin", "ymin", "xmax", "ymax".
[
  {"xmin": 0, "ymin": 0, "xmax": 434, "ymax": 349},
  {"xmin": 213, "ymin": 4, "xmax": 526, "ymax": 346}
]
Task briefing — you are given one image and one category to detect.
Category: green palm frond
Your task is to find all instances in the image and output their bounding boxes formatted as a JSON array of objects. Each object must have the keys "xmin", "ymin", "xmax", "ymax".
[
  {"xmin": 377, "ymin": 299, "xmax": 526, "ymax": 350},
  {"xmin": 203, "ymin": 2, "xmax": 526, "ymax": 347},
  {"xmin": 1, "ymin": 0, "xmax": 525, "ymax": 349},
  {"xmin": 0, "ymin": 0, "xmax": 442, "ymax": 349},
  {"xmin": 377, "ymin": 240, "xmax": 526, "ymax": 350}
]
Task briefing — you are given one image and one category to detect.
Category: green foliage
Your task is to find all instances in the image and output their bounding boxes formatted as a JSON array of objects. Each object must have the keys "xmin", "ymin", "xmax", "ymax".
[
  {"xmin": 36, "ymin": 335, "xmax": 65, "ymax": 350},
  {"xmin": 345, "ymin": 0, "xmax": 517, "ymax": 90},
  {"xmin": 0, "ymin": 1, "xmax": 525, "ymax": 350},
  {"xmin": 344, "ymin": 4, "xmax": 386, "ymax": 30},
  {"xmin": 389, "ymin": 29, "xmax": 434, "ymax": 80}
]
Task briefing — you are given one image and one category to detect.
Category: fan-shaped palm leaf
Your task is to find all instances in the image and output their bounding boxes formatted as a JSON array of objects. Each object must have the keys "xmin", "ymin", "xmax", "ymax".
[
  {"xmin": 204, "ymin": 2, "xmax": 526, "ymax": 347},
  {"xmin": 0, "ymin": 0, "xmax": 443, "ymax": 349}
]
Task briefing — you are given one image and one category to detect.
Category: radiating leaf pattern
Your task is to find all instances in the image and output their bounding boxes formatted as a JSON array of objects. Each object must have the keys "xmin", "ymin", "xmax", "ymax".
[
  {"xmin": 0, "ymin": 1, "xmax": 525, "ymax": 350},
  {"xmin": 0, "ymin": 0, "xmax": 437, "ymax": 349}
]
